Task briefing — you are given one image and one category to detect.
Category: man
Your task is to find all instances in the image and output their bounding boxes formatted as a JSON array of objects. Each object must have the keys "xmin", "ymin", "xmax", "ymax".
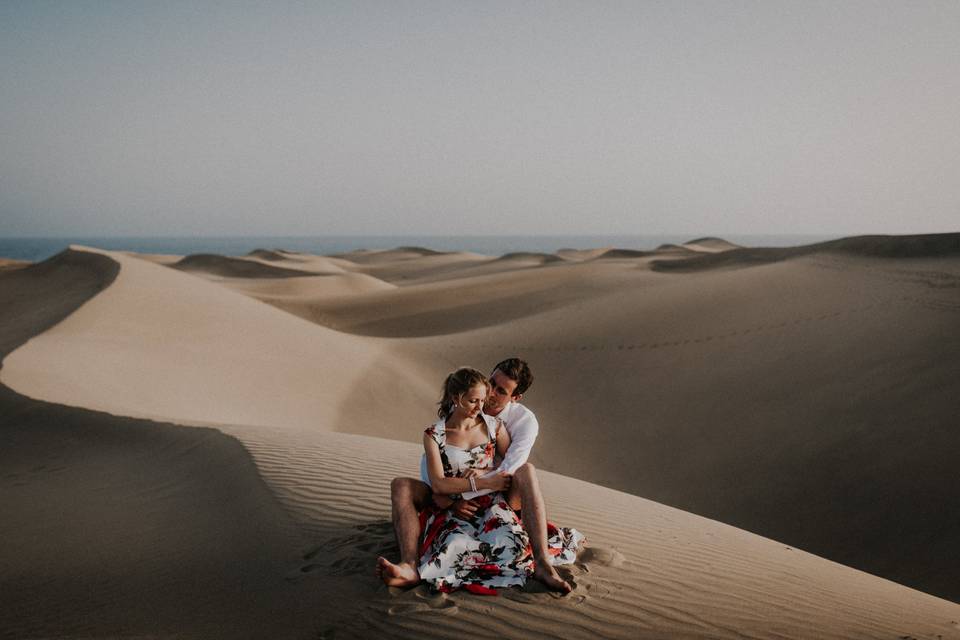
[{"xmin": 375, "ymin": 358, "xmax": 572, "ymax": 593}]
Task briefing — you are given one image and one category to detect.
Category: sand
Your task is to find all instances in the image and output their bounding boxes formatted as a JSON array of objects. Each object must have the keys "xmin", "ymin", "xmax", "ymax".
[{"xmin": 2, "ymin": 235, "xmax": 960, "ymax": 638}]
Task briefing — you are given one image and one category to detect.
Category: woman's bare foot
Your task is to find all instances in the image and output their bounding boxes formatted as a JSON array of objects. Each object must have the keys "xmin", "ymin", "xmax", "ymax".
[
  {"xmin": 533, "ymin": 563, "xmax": 572, "ymax": 593},
  {"xmin": 375, "ymin": 556, "xmax": 420, "ymax": 587}
]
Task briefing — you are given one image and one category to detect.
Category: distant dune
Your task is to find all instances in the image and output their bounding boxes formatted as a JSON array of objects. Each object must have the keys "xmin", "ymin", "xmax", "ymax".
[
  {"xmin": 334, "ymin": 251, "xmax": 494, "ymax": 285},
  {"xmin": 174, "ymin": 253, "xmax": 320, "ymax": 279},
  {"xmin": 493, "ymin": 252, "xmax": 566, "ymax": 264},
  {"xmin": 593, "ymin": 248, "xmax": 653, "ymax": 259},
  {"xmin": 2, "ymin": 235, "xmax": 960, "ymax": 637},
  {"xmin": 654, "ymin": 243, "xmax": 695, "ymax": 252},
  {"xmin": 557, "ymin": 239, "xmax": 739, "ymax": 262},
  {"xmin": 247, "ymin": 248, "xmax": 310, "ymax": 262},
  {"xmin": 683, "ymin": 237, "xmax": 742, "ymax": 252},
  {"xmin": 332, "ymin": 246, "xmax": 453, "ymax": 264},
  {"xmin": 556, "ymin": 247, "xmax": 612, "ymax": 261},
  {"xmin": 653, "ymin": 232, "xmax": 960, "ymax": 271}
]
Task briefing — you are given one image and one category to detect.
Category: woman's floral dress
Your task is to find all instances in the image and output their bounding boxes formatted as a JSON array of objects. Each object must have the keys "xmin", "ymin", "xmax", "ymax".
[{"xmin": 418, "ymin": 416, "xmax": 584, "ymax": 594}]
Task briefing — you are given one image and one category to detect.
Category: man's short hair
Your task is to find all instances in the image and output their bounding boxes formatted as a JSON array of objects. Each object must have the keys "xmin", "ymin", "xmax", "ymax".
[{"xmin": 492, "ymin": 358, "xmax": 533, "ymax": 396}]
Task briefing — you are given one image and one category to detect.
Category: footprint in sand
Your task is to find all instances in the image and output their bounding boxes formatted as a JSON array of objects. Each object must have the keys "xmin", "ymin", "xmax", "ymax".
[
  {"xmin": 386, "ymin": 587, "xmax": 459, "ymax": 615},
  {"xmin": 291, "ymin": 521, "xmax": 397, "ymax": 581},
  {"xmin": 577, "ymin": 545, "xmax": 625, "ymax": 569}
]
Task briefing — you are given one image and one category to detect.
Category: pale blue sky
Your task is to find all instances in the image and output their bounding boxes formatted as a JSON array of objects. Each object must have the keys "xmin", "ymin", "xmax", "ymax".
[{"xmin": 2, "ymin": 1, "xmax": 959, "ymax": 236}]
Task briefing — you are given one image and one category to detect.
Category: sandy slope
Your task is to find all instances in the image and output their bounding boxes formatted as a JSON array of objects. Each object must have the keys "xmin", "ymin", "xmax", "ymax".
[
  {"xmin": 3, "ymin": 241, "xmax": 960, "ymax": 638},
  {"xmin": 0, "ymin": 253, "xmax": 308, "ymax": 639},
  {"xmin": 232, "ymin": 427, "xmax": 960, "ymax": 639}
]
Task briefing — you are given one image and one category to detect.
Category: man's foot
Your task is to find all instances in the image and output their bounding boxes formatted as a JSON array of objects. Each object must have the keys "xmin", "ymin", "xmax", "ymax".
[
  {"xmin": 375, "ymin": 557, "xmax": 420, "ymax": 587},
  {"xmin": 533, "ymin": 563, "xmax": 572, "ymax": 594}
]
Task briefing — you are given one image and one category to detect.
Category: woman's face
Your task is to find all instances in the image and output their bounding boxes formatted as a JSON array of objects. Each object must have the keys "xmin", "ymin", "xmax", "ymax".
[{"xmin": 454, "ymin": 384, "xmax": 488, "ymax": 420}]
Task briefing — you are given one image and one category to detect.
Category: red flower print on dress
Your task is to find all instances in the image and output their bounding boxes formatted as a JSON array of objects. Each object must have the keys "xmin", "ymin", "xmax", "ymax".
[{"xmin": 483, "ymin": 516, "xmax": 503, "ymax": 533}]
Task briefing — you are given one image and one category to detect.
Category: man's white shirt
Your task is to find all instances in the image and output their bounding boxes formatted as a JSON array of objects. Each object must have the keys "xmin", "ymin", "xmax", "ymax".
[{"xmin": 419, "ymin": 401, "xmax": 539, "ymax": 499}]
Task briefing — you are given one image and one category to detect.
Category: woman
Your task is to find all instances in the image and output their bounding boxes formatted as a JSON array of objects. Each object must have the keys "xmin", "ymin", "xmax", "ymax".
[{"xmin": 417, "ymin": 367, "xmax": 582, "ymax": 594}]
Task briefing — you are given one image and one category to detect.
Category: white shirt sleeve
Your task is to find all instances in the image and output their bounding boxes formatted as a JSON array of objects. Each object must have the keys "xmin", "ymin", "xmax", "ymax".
[
  {"xmin": 497, "ymin": 407, "xmax": 538, "ymax": 473},
  {"xmin": 419, "ymin": 454, "xmax": 432, "ymax": 487}
]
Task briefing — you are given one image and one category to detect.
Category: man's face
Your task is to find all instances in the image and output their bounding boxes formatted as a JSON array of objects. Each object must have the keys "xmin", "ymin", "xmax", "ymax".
[{"xmin": 483, "ymin": 369, "xmax": 519, "ymax": 416}]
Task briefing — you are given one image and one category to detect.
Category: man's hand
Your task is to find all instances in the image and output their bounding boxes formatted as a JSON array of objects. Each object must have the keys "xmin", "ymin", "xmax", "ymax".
[{"xmin": 451, "ymin": 498, "xmax": 481, "ymax": 520}]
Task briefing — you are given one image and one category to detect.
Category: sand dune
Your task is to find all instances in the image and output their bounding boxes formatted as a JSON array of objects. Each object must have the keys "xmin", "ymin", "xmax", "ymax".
[
  {"xmin": 248, "ymin": 248, "xmax": 310, "ymax": 261},
  {"xmin": 171, "ymin": 249, "xmax": 396, "ymax": 303},
  {"xmin": 219, "ymin": 271, "xmax": 396, "ymax": 307},
  {"xmin": 243, "ymin": 249, "xmax": 356, "ymax": 274},
  {"xmin": 168, "ymin": 249, "xmax": 356, "ymax": 281},
  {"xmin": 274, "ymin": 259, "xmax": 655, "ymax": 336},
  {"xmin": 119, "ymin": 234, "xmax": 960, "ymax": 603},
  {"xmin": 3, "ymin": 237, "xmax": 960, "ymax": 637},
  {"xmin": 174, "ymin": 253, "xmax": 323, "ymax": 278},
  {"xmin": 592, "ymin": 248, "xmax": 654, "ymax": 259},
  {"xmin": 333, "ymin": 246, "xmax": 460, "ymax": 265},
  {"xmin": 361, "ymin": 240, "xmax": 960, "ymax": 602},
  {"xmin": 493, "ymin": 252, "xmax": 566, "ymax": 264},
  {"xmin": 124, "ymin": 251, "xmax": 184, "ymax": 266},
  {"xmin": 336, "ymin": 250, "xmax": 495, "ymax": 285},
  {"xmin": 2, "ymin": 246, "xmax": 438, "ymax": 432},
  {"xmin": 225, "ymin": 427, "xmax": 960, "ymax": 639},
  {"xmin": 556, "ymin": 247, "xmax": 612, "ymax": 261},
  {"xmin": 654, "ymin": 232, "xmax": 960, "ymax": 272},
  {"xmin": 683, "ymin": 237, "xmax": 741, "ymax": 253},
  {"xmin": 0, "ymin": 251, "xmax": 308, "ymax": 639},
  {"xmin": 591, "ymin": 245, "xmax": 697, "ymax": 260}
]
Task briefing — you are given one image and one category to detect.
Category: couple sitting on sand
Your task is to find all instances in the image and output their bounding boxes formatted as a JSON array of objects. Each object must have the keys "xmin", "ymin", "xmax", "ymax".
[{"xmin": 376, "ymin": 359, "xmax": 584, "ymax": 594}]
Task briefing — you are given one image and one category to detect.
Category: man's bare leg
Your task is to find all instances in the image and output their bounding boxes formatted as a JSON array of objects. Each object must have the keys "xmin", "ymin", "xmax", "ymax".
[
  {"xmin": 510, "ymin": 463, "xmax": 572, "ymax": 593},
  {"xmin": 376, "ymin": 477, "xmax": 430, "ymax": 587}
]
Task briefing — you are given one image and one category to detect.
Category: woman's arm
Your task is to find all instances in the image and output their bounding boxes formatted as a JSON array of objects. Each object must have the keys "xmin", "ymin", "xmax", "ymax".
[{"xmin": 423, "ymin": 434, "xmax": 510, "ymax": 494}]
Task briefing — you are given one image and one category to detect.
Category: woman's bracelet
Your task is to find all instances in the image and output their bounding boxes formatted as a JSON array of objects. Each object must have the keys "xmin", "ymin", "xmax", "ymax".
[{"xmin": 469, "ymin": 476, "xmax": 478, "ymax": 492}]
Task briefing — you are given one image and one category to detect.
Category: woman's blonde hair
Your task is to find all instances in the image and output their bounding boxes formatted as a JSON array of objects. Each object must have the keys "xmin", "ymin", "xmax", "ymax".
[{"xmin": 438, "ymin": 367, "xmax": 490, "ymax": 419}]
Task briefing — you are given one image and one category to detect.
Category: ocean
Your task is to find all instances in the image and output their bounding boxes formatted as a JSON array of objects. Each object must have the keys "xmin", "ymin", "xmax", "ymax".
[{"xmin": 0, "ymin": 234, "xmax": 839, "ymax": 263}]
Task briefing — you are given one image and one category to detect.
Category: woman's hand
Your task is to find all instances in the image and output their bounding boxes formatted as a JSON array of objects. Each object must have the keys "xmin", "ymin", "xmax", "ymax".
[
  {"xmin": 461, "ymin": 468, "xmax": 487, "ymax": 480},
  {"xmin": 480, "ymin": 471, "xmax": 511, "ymax": 492}
]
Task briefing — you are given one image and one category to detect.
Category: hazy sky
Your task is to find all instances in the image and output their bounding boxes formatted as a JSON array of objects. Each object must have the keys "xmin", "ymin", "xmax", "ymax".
[{"xmin": 2, "ymin": 1, "xmax": 959, "ymax": 237}]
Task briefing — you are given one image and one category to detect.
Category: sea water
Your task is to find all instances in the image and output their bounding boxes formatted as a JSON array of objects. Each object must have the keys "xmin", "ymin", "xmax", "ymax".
[{"xmin": 0, "ymin": 234, "xmax": 838, "ymax": 263}]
